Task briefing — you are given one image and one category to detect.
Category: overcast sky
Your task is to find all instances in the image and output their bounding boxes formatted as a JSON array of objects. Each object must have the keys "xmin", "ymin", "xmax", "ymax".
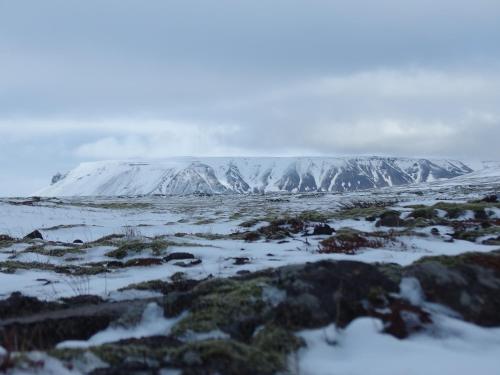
[{"xmin": 1, "ymin": 0, "xmax": 500, "ymax": 195}]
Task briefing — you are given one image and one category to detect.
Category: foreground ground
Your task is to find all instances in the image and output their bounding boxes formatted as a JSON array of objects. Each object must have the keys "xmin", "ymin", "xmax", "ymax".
[{"xmin": 0, "ymin": 177, "xmax": 499, "ymax": 374}]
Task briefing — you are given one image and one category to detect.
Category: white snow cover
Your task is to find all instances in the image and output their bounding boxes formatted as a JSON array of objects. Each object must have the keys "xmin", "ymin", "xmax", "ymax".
[
  {"xmin": 296, "ymin": 278, "xmax": 500, "ymax": 375},
  {"xmin": 297, "ymin": 316, "xmax": 500, "ymax": 375},
  {"xmin": 36, "ymin": 156, "xmax": 473, "ymax": 196},
  {"xmin": 58, "ymin": 303, "xmax": 183, "ymax": 348}
]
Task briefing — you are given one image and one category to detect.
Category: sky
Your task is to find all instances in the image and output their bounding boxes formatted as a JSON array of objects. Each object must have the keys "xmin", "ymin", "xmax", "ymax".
[{"xmin": 1, "ymin": 0, "xmax": 500, "ymax": 196}]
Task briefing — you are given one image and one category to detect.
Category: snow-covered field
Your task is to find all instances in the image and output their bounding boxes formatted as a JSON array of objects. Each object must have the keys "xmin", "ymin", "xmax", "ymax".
[{"xmin": 0, "ymin": 173, "xmax": 499, "ymax": 374}]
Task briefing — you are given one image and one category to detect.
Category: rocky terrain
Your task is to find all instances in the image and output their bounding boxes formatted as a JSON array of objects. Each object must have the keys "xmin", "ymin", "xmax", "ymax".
[{"xmin": 0, "ymin": 172, "xmax": 499, "ymax": 374}]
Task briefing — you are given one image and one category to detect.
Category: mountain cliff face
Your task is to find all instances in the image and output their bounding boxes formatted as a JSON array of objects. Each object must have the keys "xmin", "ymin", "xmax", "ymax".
[{"xmin": 37, "ymin": 157, "xmax": 473, "ymax": 196}]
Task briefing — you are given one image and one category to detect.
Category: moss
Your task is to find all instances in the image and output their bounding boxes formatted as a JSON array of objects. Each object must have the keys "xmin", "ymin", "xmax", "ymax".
[
  {"xmin": 453, "ymin": 226, "xmax": 500, "ymax": 242},
  {"xmin": 171, "ymin": 339, "xmax": 289, "ymax": 375},
  {"xmin": 90, "ymin": 343, "xmax": 171, "ymax": 367},
  {"xmin": 105, "ymin": 248, "xmax": 128, "ymax": 259},
  {"xmin": 151, "ymin": 239, "xmax": 169, "ymax": 256},
  {"xmin": 414, "ymin": 252, "xmax": 500, "ymax": 271},
  {"xmin": 70, "ymin": 202, "xmax": 153, "ymax": 210},
  {"xmin": 376, "ymin": 263, "xmax": 403, "ymax": 284},
  {"xmin": 85, "ymin": 234, "xmax": 125, "ymax": 248},
  {"xmin": 23, "ymin": 246, "xmax": 84, "ymax": 257},
  {"xmin": 238, "ymin": 218, "xmax": 262, "ymax": 228},
  {"xmin": 251, "ymin": 324, "xmax": 304, "ymax": 359},
  {"xmin": 229, "ymin": 211, "xmax": 246, "ymax": 220},
  {"xmin": 433, "ymin": 201, "xmax": 500, "ymax": 219},
  {"xmin": 0, "ymin": 260, "xmax": 106, "ymax": 275},
  {"xmin": 410, "ymin": 207, "xmax": 438, "ymax": 220},
  {"xmin": 332, "ymin": 206, "xmax": 387, "ymax": 220},
  {"xmin": 105, "ymin": 239, "xmax": 190, "ymax": 259},
  {"xmin": 194, "ymin": 218, "xmax": 217, "ymax": 225},
  {"xmin": 403, "ymin": 204, "xmax": 428, "ymax": 209},
  {"xmin": 171, "ymin": 278, "xmax": 270, "ymax": 336},
  {"xmin": 296, "ymin": 210, "xmax": 332, "ymax": 222},
  {"xmin": 194, "ymin": 232, "xmax": 227, "ymax": 240},
  {"xmin": 49, "ymin": 348, "xmax": 87, "ymax": 362}
]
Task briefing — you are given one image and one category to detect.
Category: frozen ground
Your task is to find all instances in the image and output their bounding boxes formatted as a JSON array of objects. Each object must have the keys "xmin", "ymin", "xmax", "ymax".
[{"xmin": 0, "ymin": 175, "xmax": 499, "ymax": 374}]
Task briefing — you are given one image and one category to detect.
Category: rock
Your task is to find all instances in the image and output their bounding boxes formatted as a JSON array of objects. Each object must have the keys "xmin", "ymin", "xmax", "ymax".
[
  {"xmin": 430, "ymin": 227, "xmax": 440, "ymax": 236},
  {"xmin": 24, "ymin": 230, "xmax": 43, "ymax": 240},
  {"xmin": 232, "ymin": 257, "xmax": 250, "ymax": 266},
  {"xmin": 0, "ymin": 234, "xmax": 14, "ymax": 242},
  {"xmin": 60, "ymin": 295, "xmax": 104, "ymax": 306},
  {"xmin": 164, "ymin": 252, "xmax": 196, "ymax": 262},
  {"xmin": 124, "ymin": 258, "xmax": 164, "ymax": 267},
  {"xmin": 236, "ymin": 270, "xmax": 251, "ymax": 276},
  {"xmin": 243, "ymin": 231, "xmax": 261, "ymax": 242},
  {"xmin": 106, "ymin": 261, "xmax": 125, "ymax": 268},
  {"xmin": 173, "ymin": 259, "xmax": 202, "ymax": 268},
  {"xmin": 0, "ymin": 292, "xmax": 59, "ymax": 320},
  {"xmin": 404, "ymin": 252, "xmax": 500, "ymax": 326},
  {"xmin": 73, "ymin": 239, "xmax": 84, "ymax": 244},
  {"xmin": 483, "ymin": 236, "xmax": 500, "ymax": 245},
  {"xmin": 481, "ymin": 194, "xmax": 498, "ymax": 203},
  {"xmin": 0, "ymin": 298, "xmax": 158, "ymax": 350},
  {"xmin": 376, "ymin": 210, "xmax": 406, "ymax": 227},
  {"xmin": 312, "ymin": 224, "xmax": 335, "ymax": 235}
]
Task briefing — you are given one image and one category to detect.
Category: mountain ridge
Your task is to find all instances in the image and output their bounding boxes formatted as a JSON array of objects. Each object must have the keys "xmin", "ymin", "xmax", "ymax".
[{"xmin": 37, "ymin": 156, "xmax": 474, "ymax": 196}]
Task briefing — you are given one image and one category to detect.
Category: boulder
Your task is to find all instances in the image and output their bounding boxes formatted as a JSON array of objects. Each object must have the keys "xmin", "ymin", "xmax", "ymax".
[
  {"xmin": 376, "ymin": 210, "xmax": 406, "ymax": 227},
  {"xmin": 312, "ymin": 223, "xmax": 335, "ymax": 235},
  {"xmin": 164, "ymin": 252, "xmax": 196, "ymax": 262},
  {"xmin": 24, "ymin": 230, "xmax": 43, "ymax": 240}
]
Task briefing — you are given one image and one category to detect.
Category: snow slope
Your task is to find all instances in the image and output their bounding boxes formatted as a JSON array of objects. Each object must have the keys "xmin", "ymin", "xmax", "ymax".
[
  {"xmin": 436, "ymin": 164, "xmax": 500, "ymax": 187},
  {"xmin": 37, "ymin": 157, "xmax": 473, "ymax": 197}
]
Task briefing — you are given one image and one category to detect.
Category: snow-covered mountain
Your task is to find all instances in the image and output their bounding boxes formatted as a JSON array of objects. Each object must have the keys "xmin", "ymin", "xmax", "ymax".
[{"xmin": 37, "ymin": 157, "xmax": 473, "ymax": 196}]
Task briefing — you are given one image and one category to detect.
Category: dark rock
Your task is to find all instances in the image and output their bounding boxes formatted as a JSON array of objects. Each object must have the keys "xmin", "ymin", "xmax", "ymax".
[
  {"xmin": 236, "ymin": 270, "xmax": 251, "ymax": 276},
  {"xmin": 271, "ymin": 260, "xmax": 400, "ymax": 329},
  {"xmin": 24, "ymin": 230, "xmax": 43, "ymax": 240},
  {"xmin": 430, "ymin": 228, "xmax": 440, "ymax": 236},
  {"xmin": 312, "ymin": 224, "xmax": 335, "ymax": 235},
  {"xmin": 0, "ymin": 292, "xmax": 59, "ymax": 320},
  {"xmin": 124, "ymin": 258, "xmax": 164, "ymax": 267},
  {"xmin": 60, "ymin": 295, "xmax": 104, "ymax": 307},
  {"xmin": 376, "ymin": 210, "xmax": 406, "ymax": 227},
  {"xmin": 173, "ymin": 259, "xmax": 202, "ymax": 268},
  {"xmin": 73, "ymin": 239, "xmax": 84, "ymax": 244},
  {"xmin": 243, "ymin": 232, "xmax": 261, "ymax": 242},
  {"xmin": 0, "ymin": 234, "xmax": 14, "ymax": 242},
  {"xmin": 481, "ymin": 194, "xmax": 498, "ymax": 203},
  {"xmin": 106, "ymin": 261, "xmax": 124, "ymax": 268},
  {"xmin": 483, "ymin": 236, "xmax": 500, "ymax": 245},
  {"xmin": 404, "ymin": 252, "xmax": 500, "ymax": 326},
  {"xmin": 232, "ymin": 257, "xmax": 250, "ymax": 266},
  {"xmin": 164, "ymin": 252, "xmax": 196, "ymax": 262},
  {"xmin": 0, "ymin": 299, "xmax": 157, "ymax": 350}
]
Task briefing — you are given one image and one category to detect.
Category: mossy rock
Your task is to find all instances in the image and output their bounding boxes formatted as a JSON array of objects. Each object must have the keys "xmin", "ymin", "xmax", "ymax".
[
  {"xmin": 238, "ymin": 218, "xmax": 262, "ymax": 228},
  {"xmin": 410, "ymin": 207, "xmax": 438, "ymax": 220},
  {"xmin": 171, "ymin": 278, "xmax": 271, "ymax": 339},
  {"xmin": 332, "ymin": 206, "xmax": 387, "ymax": 220},
  {"xmin": 171, "ymin": 338, "xmax": 293, "ymax": 375}
]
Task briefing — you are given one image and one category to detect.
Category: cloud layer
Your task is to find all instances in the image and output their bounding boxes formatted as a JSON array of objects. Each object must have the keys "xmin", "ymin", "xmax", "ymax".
[{"xmin": 0, "ymin": 1, "xmax": 499, "ymax": 195}]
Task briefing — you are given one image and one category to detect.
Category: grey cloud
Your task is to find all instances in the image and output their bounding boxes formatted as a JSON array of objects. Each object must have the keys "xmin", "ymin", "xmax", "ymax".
[{"xmin": 0, "ymin": 0, "xmax": 499, "ymax": 195}]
